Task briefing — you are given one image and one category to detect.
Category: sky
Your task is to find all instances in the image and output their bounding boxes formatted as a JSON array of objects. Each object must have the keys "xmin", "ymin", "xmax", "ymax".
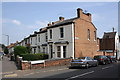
[{"xmin": 1, "ymin": 2, "xmax": 118, "ymax": 46}]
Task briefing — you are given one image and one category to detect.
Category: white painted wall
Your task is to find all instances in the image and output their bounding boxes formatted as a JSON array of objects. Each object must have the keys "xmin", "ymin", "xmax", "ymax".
[
  {"xmin": 36, "ymin": 32, "xmax": 47, "ymax": 54},
  {"xmin": 47, "ymin": 24, "xmax": 74, "ymax": 59}
]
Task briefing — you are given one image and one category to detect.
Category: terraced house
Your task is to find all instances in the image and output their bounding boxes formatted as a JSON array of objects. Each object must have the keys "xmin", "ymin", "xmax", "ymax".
[{"xmin": 12, "ymin": 8, "xmax": 98, "ymax": 59}]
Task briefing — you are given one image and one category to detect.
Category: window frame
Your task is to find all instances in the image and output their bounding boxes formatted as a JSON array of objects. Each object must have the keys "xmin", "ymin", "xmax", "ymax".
[
  {"xmin": 49, "ymin": 29, "xmax": 52, "ymax": 39},
  {"xmin": 60, "ymin": 27, "xmax": 64, "ymax": 38},
  {"xmin": 88, "ymin": 29, "xmax": 90, "ymax": 40}
]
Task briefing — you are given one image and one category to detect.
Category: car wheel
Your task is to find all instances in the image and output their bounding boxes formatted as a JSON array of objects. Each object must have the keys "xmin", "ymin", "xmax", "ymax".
[
  {"xmin": 86, "ymin": 63, "xmax": 89, "ymax": 69},
  {"xmin": 103, "ymin": 61, "xmax": 106, "ymax": 65},
  {"xmin": 96, "ymin": 62, "xmax": 98, "ymax": 67}
]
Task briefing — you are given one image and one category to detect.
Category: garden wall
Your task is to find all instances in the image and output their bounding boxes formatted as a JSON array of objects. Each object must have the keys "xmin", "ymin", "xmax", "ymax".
[{"xmin": 21, "ymin": 58, "xmax": 72, "ymax": 70}]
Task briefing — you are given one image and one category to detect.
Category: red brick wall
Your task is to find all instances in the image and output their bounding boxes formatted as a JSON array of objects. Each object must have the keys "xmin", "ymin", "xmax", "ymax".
[
  {"xmin": 21, "ymin": 58, "xmax": 72, "ymax": 70},
  {"xmin": 45, "ymin": 58, "xmax": 72, "ymax": 67},
  {"xmin": 21, "ymin": 61, "xmax": 30, "ymax": 70},
  {"xmin": 74, "ymin": 19, "xmax": 98, "ymax": 58}
]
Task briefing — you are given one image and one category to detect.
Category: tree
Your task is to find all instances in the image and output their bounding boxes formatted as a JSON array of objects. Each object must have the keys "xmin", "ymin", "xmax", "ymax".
[
  {"xmin": 4, "ymin": 47, "xmax": 9, "ymax": 54},
  {"xmin": 1, "ymin": 44, "xmax": 9, "ymax": 54},
  {"xmin": 14, "ymin": 46, "xmax": 28, "ymax": 56}
]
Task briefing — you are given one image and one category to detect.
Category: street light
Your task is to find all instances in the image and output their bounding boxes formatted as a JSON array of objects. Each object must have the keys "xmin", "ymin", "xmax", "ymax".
[{"xmin": 2, "ymin": 34, "xmax": 9, "ymax": 46}]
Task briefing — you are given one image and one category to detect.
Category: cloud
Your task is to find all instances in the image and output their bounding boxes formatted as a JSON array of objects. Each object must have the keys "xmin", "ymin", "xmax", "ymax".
[
  {"xmin": 26, "ymin": 21, "xmax": 48, "ymax": 30},
  {"xmin": 36, "ymin": 21, "xmax": 48, "ymax": 27},
  {"xmin": 12, "ymin": 19, "xmax": 21, "ymax": 25}
]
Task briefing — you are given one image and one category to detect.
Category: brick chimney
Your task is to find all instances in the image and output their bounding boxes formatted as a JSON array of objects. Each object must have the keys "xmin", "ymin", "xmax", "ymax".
[
  {"xmin": 52, "ymin": 22, "xmax": 55, "ymax": 25},
  {"xmin": 48, "ymin": 23, "xmax": 52, "ymax": 26},
  {"xmin": 77, "ymin": 8, "xmax": 83, "ymax": 18},
  {"xmin": 59, "ymin": 17, "xmax": 64, "ymax": 21},
  {"xmin": 77, "ymin": 8, "xmax": 92, "ymax": 22}
]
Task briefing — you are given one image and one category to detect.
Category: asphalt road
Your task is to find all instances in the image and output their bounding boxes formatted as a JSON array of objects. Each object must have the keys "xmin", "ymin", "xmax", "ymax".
[
  {"xmin": 2, "ymin": 61, "xmax": 120, "ymax": 80},
  {"xmin": 46, "ymin": 62, "xmax": 120, "ymax": 79}
]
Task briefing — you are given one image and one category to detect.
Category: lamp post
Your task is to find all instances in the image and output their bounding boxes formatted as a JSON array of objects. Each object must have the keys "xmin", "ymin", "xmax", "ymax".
[{"xmin": 2, "ymin": 34, "xmax": 9, "ymax": 46}]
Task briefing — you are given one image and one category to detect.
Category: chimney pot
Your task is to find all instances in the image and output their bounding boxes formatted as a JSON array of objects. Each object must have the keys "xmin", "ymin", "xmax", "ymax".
[
  {"xmin": 48, "ymin": 23, "xmax": 51, "ymax": 26},
  {"xmin": 52, "ymin": 22, "xmax": 55, "ymax": 24},
  {"xmin": 59, "ymin": 17, "xmax": 64, "ymax": 21}
]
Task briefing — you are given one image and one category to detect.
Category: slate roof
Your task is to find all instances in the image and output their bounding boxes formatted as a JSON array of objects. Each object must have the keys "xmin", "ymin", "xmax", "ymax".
[{"xmin": 47, "ymin": 17, "xmax": 79, "ymax": 29}]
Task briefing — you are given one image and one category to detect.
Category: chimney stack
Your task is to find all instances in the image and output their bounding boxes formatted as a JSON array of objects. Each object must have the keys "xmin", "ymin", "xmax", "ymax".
[
  {"xmin": 52, "ymin": 22, "xmax": 55, "ymax": 25},
  {"xmin": 59, "ymin": 17, "xmax": 64, "ymax": 21},
  {"xmin": 77, "ymin": 8, "xmax": 83, "ymax": 18},
  {"xmin": 48, "ymin": 23, "xmax": 51, "ymax": 26},
  {"xmin": 113, "ymin": 27, "xmax": 114, "ymax": 32}
]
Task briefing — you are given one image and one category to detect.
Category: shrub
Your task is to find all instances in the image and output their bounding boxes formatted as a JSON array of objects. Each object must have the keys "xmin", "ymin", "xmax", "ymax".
[
  {"xmin": 14, "ymin": 46, "xmax": 28, "ymax": 56},
  {"xmin": 21, "ymin": 53, "xmax": 49, "ymax": 61}
]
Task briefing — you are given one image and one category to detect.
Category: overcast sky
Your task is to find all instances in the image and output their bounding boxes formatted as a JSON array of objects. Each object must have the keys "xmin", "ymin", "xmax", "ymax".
[{"xmin": 1, "ymin": 2, "xmax": 118, "ymax": 46}]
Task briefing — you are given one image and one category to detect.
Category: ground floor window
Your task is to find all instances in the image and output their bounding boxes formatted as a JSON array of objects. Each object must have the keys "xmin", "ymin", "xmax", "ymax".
[{"xmin": 57, "ymin": 46, "xmax": 61, "ymax": 57}]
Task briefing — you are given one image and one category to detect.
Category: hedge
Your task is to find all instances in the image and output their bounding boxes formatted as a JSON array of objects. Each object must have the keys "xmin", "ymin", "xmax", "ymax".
[{"xmin": 20, "ymin": 53, "xmax": 49, "ymax": 61}]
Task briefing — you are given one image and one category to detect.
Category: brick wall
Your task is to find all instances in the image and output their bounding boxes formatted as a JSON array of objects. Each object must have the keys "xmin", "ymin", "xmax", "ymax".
[
  {"xmin": 74, "ymin": 18, "xmax": 98, "ymax": 58},
  {"xmin": 45, "ymin": 58, "xmax": 72, "ymax": 67},
  {"xmin": 21, "ymin": 58, "xmax": 72, "ymax": 70},
  {"xmin": 21, "ymin": 61, "xmax": 30, "ymax": 70}
]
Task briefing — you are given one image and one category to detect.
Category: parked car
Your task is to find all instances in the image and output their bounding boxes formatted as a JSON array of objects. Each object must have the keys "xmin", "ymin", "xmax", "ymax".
[
  {"xmin": 70, "ymin": 57, "xmax": 98, "ymax": 69},
  {"xmin": 106, "ymin": 56, "xmax": 116, "ymax": 63},
  {"xmin": 94, "ymin": 55, "xmax": 111, "ymax": 65}
]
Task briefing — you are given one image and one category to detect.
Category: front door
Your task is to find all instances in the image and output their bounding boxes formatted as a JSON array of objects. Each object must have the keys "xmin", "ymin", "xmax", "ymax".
[{"xmin": 63, "ymin": 46, "xmax": 66, "ymax": 58}]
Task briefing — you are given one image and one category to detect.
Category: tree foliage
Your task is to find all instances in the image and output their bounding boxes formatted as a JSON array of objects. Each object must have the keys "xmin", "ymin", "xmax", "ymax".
[{"xmin": 14, "ymin": 46, "xmax": 28, "ymax": 56}]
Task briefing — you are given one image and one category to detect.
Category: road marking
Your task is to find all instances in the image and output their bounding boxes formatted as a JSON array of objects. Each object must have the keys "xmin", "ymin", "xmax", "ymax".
[
  {"xmin": 4, "ymin": 73, "xmax": 17, "ymax": 77},
  {"xmin": 102, "ymin": 66, "xmax": 113, "ymax": 70},
  {"xmin": 65, "ymin": 71, "xmax": 94, "ymax": 80},
  {"xmin": 23, "ymin": 72, "xmax": 34, "ymax": 76},
  {"xmin": 0, "ymin": 72, "xmax": 14, "ymax": 75}
]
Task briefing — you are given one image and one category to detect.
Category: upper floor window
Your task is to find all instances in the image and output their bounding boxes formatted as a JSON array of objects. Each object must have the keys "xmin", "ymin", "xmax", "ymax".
[
  {"xmin": 60, "ymin": 27, "xmax": 64, "ymax": 38},
  {"xmin": 49, "ymin": 29, "xmax": 52, "ymax": 39},
  {"xmin": 94, "ymin": 31, "xmax": 96, "ymax": 40},
  {"xmin": 45, "ymin": 33, "xmax": 48, "ymax": 42},
  {"xmin": 38, "ymin": 35, "xmax": 40, "ymax": 42},
  {"xmin": 31, "ymin": 38, "xmax": 32, "ymax": 44},
  {"xmin": 88, "ymin": 29, "xmax": 90, "ymax": 40}
]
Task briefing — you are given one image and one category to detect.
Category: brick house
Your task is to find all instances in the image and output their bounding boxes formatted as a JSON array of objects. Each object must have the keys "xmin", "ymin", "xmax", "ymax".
[
  {"xmin": 46, "ymin": 8, "xmax": 98, "ymax": 59},
  {"xmin": 99, "ymin": 31, "xmax": 119, "ymax": 57}
]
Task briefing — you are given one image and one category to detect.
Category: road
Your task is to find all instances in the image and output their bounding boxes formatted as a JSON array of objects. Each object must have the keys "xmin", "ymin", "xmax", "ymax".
[
  {"xmin": 2, "ymin": 62, "xmax": 120, "ymax": 80},
  {"xmin": 2, "ymin": 61, "xmax": 120, "ymax": 80}
]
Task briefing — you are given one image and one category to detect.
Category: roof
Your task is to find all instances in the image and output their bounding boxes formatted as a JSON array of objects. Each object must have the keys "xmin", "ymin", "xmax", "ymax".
[
  {"xmin": 47, "ymin": 17, "xmax": 78, "ymax": 29},
  {"xmin": 103, "ymin": 32, "xmax": 116, "ymax": 39},
  {"xmin": 7, "ymin": 43, "xmax": 16, "ymax": 49}
]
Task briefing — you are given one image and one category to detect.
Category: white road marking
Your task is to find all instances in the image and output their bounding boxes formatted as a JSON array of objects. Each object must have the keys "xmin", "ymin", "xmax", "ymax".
[
  {"xmin": 102, "ymin": 66, "xmax": 113, "ymax": 70},
  {"xmin": 4, "ymin": 73, "xmax": 17, "ymax": 77},
  {"xmin": 23, "ymin": 72, "xmax": 34, "ymax": 76},
  {"xmin": 0, "ymin": 72, "xmax": 14, "ymax": 75},
  {"xmin": 65, "ymin": 71, "xmax": 94, "ymax": 80}
]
